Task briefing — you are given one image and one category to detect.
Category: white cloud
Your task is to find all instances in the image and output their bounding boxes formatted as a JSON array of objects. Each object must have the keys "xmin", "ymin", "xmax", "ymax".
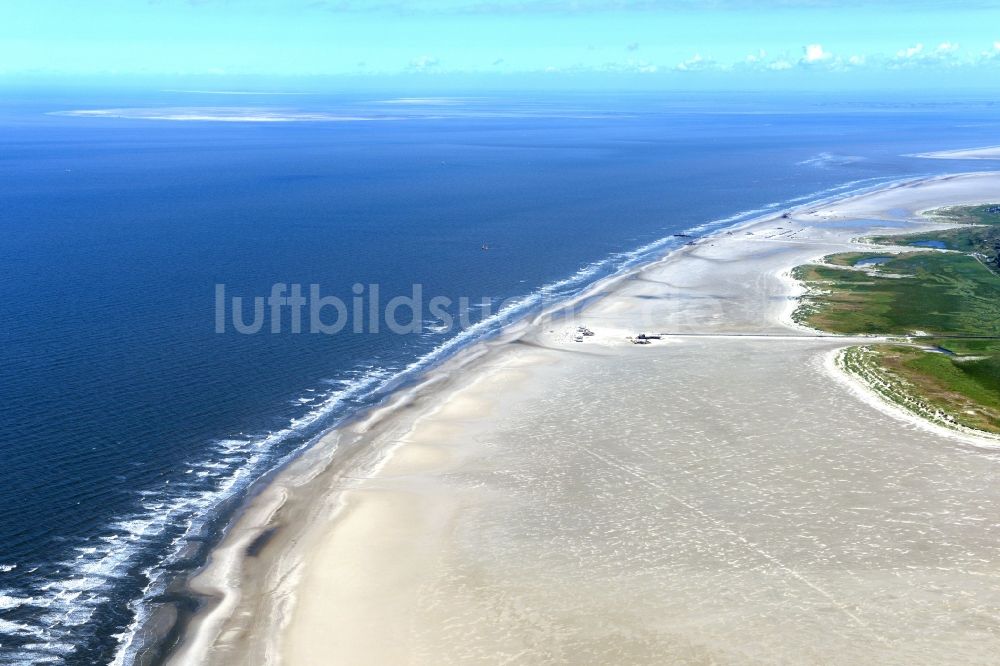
[
  {"xmin": 802, "ymin": 43, "xmax": 830, "ymax": 64},
  {"xmin": 409, "ymin": 55, "xmax": 440, "ymax": 70},
  {"xmin": 599, "ymin": 59, "xmax": 659, "ymax": 73},
  {"xmin": 977, "ymin": 41, "xmax": 1000, "ymax": 63},
  {"xmin": 514, "ymin": 37, "xmax": 1000, "ymax": 78},
  {"xmin": 896, "ymin": 43, "xmax": 925, "ymax": 59},
  {"xmin": 891, "ymin": 41, "xmax": 962, "ymax": 67},
  {"xmin": 728, "ymin": 40, "xmax": 967, "ymax": 73},
  {"xmin": 674, "ymin": 53, "xmax": 715, "ymax": 71},
  {"xmin": 736, "ymin": 48, "xmax": 819, "ymax": 72}
]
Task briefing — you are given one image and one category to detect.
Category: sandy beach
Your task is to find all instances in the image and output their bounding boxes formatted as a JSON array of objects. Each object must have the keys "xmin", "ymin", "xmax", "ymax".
[{"xmin": 170, "ymin": 172, "xmax": 1000, "ymax": 665}]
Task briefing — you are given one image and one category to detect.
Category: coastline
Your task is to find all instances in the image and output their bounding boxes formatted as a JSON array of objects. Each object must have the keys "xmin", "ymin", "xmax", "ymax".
[
  {"xmin": 126, "ymin": 175, "xmax": 901, "ymax": 663},
  {"xmin": 170, "ymin": 172, "xmax": 1000, "ymax": 665},
  {"xmin": 824, "ymin": 347, "xmax": 1000, "ymax": 449}
]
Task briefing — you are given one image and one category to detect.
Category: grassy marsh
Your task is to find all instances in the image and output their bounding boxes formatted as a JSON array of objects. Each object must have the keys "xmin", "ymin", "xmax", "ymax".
[{"xmin": 795, "ymin": 206, "xmax": 1000, "ymax": 435}]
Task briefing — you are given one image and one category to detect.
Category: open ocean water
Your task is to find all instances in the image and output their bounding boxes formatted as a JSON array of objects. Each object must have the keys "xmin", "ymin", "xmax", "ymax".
[{"xmin": 1, "ymin": 90, "xmax": 999, "ymax": 664}]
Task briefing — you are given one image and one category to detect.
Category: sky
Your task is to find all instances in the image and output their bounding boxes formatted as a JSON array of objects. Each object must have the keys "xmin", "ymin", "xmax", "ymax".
[{"xmin": 3, "ymin": 0, "xmax": 1000, "ymax": 90}]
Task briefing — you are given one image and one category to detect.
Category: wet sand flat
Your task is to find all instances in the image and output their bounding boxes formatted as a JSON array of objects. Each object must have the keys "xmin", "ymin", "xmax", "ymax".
[{"xmin": 284, "ymin": 338, "xmax": 1000, "ymax": 665}]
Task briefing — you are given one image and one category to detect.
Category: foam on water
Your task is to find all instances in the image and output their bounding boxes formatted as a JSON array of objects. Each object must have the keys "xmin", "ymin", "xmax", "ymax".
[
  {"xmin": 0, "ymin": 367, "xmax": 396, "ymax": 664},
  {"xmin": 798, "ymin": 152, "xmax": 866, "ymax": 168},
  {"xmin": 0, "ymin": 596, "xmax": 33, "ymax": 612}
]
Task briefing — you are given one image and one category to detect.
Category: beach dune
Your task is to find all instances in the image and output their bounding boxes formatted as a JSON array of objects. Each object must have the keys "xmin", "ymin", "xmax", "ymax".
[{"xmin": 173, "ymin": 173, "xmax": 1000, "ymax": 666}]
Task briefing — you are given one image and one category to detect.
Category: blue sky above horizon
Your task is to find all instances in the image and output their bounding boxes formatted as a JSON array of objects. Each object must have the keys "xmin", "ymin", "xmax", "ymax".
[{"xmin": 4, "ymin": 0, "xmax": 1000, "ymax": 90}]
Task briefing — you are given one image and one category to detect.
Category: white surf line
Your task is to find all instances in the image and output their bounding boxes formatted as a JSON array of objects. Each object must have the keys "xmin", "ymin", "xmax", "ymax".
[{"xmin": 577, "ymin": 445, "xmax": 891, "ymax": 646}]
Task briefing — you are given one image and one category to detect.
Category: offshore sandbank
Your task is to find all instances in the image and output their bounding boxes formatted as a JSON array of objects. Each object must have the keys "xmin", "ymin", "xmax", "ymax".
[
  {"xmin": 171, "ymin": 172, "xmax": 1000, "ymax": 666},
  {"xmin": 913, "ymin": 145, "xmax": 1000, "ymax": 160}
]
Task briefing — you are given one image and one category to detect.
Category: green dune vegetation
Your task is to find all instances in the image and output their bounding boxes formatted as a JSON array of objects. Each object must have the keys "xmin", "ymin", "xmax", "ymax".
[
  {"xmin": 793, "ymin": 205, "xmax": 1000, "ymax": 435},
  {"xmin": 867, "ymin": 203, "xmax": 1000, "ymax": 273}
]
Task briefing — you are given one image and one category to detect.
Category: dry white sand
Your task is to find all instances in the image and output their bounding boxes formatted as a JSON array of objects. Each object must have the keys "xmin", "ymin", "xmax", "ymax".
[{"xmin": 171, "ymin": 173, "xmax": 1000, "ymax": 666}]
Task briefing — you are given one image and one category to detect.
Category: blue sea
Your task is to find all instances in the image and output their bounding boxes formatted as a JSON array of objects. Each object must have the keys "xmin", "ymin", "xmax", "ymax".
[{"xmin": 1, "ymin": 90, "xmax": 999, "ymax": 664}]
